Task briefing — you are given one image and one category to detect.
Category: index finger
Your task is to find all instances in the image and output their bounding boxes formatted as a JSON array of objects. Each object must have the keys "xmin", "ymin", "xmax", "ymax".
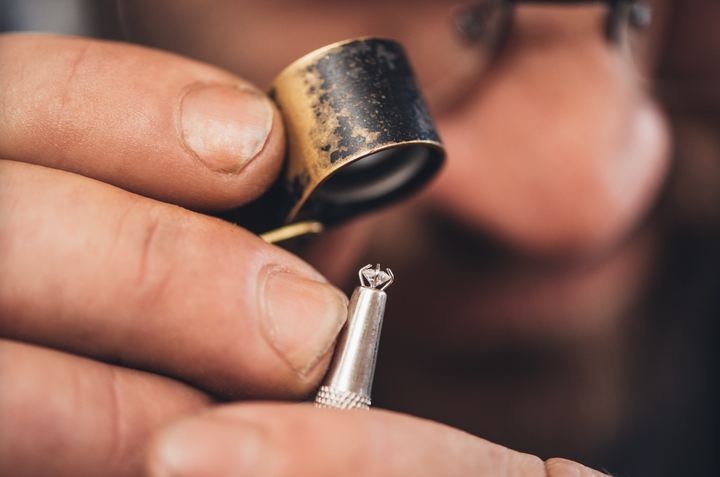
[{"xmin": 0, "ymin": 34, "xmax": 285, "ymax": 211}]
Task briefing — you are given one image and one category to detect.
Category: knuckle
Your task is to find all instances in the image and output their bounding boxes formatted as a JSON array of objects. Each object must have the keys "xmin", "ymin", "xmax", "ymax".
[{"xmin": 126, "ymin": 203, "xmax": 182, "ymax": 304}]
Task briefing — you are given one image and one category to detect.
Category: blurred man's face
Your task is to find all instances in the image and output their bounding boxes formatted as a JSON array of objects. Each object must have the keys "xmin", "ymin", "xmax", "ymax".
[
  {"xmin": 120, "ymin": 0, "xmax": 670, "ymax": 331},
  {"xmin": 120, "ymin": 0, "xmax": 673, "ymax": 457}
]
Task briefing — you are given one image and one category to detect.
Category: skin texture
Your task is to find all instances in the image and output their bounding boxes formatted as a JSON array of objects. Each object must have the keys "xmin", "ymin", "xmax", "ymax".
[
  {"xmin": 3, "ymin": 0, "xmax": 717, "ymax": 475},
  {"xmin": 145, "ymin": 404, "xmax": 607, "ymax": 477},
  {"xmin": 0, "ymin": 35, "xmax": 349, "ymax": 476},
  {"xmin": 0, "ymin": 159, "xmax": 347, "ymax": 399},
  {"xmin": 0, "ymin": 340, "xmax": 212, "ymax": 477}
]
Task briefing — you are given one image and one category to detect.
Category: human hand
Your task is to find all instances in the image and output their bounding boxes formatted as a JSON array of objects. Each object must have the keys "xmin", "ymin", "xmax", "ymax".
[
  {"xmin": 0, "ymin": 34, "xmax": 607, "ymax": 477},
  {"xmin": 0, "ymin": 34, "xmax": 348, "ymax": 476},
  {"xmin": 145, "ymin": 403, "xmax": 608, "ymax": 477}
]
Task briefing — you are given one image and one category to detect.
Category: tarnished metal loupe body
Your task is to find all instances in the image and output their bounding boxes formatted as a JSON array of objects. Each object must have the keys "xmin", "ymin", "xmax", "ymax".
[{"xmin": 269, "ymin": 38, "xmax": 444, "ymax": 227}]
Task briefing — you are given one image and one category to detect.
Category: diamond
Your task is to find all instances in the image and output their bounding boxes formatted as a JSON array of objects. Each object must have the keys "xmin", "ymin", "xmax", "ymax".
[{"xmin": 362, "ymin": 267, "xmax": 391, "ymax": 288}]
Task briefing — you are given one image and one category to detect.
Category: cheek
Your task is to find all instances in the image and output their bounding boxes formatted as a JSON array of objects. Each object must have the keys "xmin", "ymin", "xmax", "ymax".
[{"xmin": 426, "ymin": 37, "xmax": 671, "ymax": 257}]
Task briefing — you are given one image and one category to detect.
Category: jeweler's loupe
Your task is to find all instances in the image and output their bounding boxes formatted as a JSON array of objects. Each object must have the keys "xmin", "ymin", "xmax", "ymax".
[{"xmin": 253, "ymin": 38, "xmax": 445, "ymax": 243}]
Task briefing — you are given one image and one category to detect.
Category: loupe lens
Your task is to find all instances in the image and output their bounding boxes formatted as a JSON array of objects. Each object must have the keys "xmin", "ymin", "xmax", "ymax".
[{"xmin": 315, "ymin": 146, "xmax": 430, "ymax": 204}]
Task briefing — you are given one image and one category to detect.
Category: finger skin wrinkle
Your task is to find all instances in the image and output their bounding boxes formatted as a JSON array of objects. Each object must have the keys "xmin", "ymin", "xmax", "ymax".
[
  {"xmin": 59, "ymin": 41, "xmax": 91, "ymax": 122},
  {"xmin": 107, "ymin": 198, "xmax": 172, "ymax": 301},
  {"xmin": 106, "ymin": 365, "xmax": 124, "ymax": 470},
  {"xmin": 135, "ymin": 206, "xmax": 163, "ymax": 291},
  {"xmin": 109, "ymin": 199, "xmax": 180, "ymax": 322}
]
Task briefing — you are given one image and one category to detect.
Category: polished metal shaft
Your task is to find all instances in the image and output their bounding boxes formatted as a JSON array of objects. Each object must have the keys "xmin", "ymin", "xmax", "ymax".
[{"xmin": 315, "ymin": 264, "xmax": 392, "ymax": 410}]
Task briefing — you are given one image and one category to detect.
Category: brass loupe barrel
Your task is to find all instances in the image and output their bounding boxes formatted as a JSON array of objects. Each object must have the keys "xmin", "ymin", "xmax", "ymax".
[{"xmin": 255, "ymin": 38, "xmax": 445, "ymax": 242}]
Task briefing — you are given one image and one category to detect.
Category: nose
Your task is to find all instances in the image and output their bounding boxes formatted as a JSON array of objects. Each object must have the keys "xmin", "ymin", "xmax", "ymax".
[{"xmin": 427, "ymin": 3, "xmax": 670, "ymax": 257}]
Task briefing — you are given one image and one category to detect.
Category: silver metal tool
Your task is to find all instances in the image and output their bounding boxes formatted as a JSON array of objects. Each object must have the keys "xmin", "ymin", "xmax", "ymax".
[{"xmin": 314, "ymin": 264, "xmax": 393, "ymax": 410}]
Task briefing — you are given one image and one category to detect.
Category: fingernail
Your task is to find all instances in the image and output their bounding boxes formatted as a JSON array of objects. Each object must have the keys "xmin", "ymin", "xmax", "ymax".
[
  {"xmin": 153, "ymin": 418, "xmax": 267, "ymax": 477},
  {"xmin": 181, "ymin": 84, "xmax": 273, "ymax": 173},
  {"xmin": 261, "ymin": 270, "xmax": 348, "ymax": 374}
]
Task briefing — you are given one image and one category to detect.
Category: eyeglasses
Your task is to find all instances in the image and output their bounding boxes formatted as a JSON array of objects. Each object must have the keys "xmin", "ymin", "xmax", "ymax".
[
  {"xmin": 418, "ymin": 0, "xmax": 654, "ymax": 109},
  {"xmin": 119, "ymin": 0, "xmax": 654, "ymax": 112},
  {"xmin": 451, "ymin": 0, "xmax": 651, "ymax": 47}
]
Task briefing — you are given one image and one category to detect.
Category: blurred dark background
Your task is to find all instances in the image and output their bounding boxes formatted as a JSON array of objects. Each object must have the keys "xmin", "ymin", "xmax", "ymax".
[{"xmin": 1, "ymin": 1, "xmax": 717, "ymax": 475}]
